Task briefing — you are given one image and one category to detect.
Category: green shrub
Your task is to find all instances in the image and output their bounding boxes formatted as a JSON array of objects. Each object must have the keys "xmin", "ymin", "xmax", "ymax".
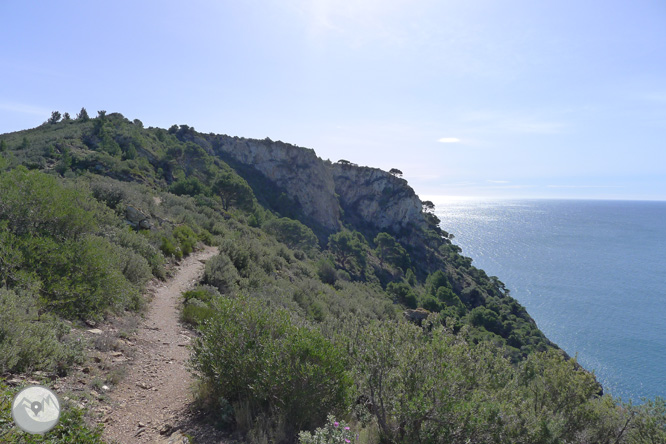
[
  {"xmin": 197, "ymin": 228, "xmax": 214, "ymax": 245},
  {"xmin": 263, "ymin": 217, "xmax": 319, "ymax": 253},
  {"xmin": 220, "ymin": 238, "xmax": 253, "ymax": 276},
  {"xmin": 327, "ymin": 230, "xmax": 367, "ymax": 276},
  {"xmin": 0, "ymin": 167, "xmax": 102, "ymax": 239},
  {"xmin": 425, "ymin": 270, "xmax": 452, "ymax": 295},
  {"xmin": 316, "ymin": 257, "xmax": 337, "ymax": 285},
  {"xmin": 32, "ymin": 235, "xmax": 142, "ymax": 319},
  {"xmin": 0, "ymin": 289, "xmax": 83, "ymax": 374},
  {"xmin": 421, "ymin": 295, "xmax": 442, "ymax": 312},
  {"xmin": 203, "ymin": 253, "xmax": 240, "ymax": 294},
  {"xmin": 469, "ymin": 306, "xmax": 504, "ymax": 335},
  {"xmin": 108, "ymin": 227, "xmax": 165, "ymax": 278},
  {"xmin": 170, "ymin": 176, "xmax": 208, "ymax": 197},
  {"xmin": 173, "ymin": 224, "xmax": 198, "ymax": 256},
  {"xmin": 119, "ymin": 248, "xmax": 153, "ymax": 287},
  {"xmin": 374, "ymin": 232, "xmax": 410, "ymax": 270},
  {"xmin": 160, "ymin": 236, "xmax": 180, "ymax": 258},
  {"xmin": 386, "ymin": 282, "xmax": 418, "ymax": 309},
  {"xmin": 191, "ymin": 295, "xmax": 352, "ymax": 439},
  {"xmin": 182, "ymin": 299, "xmax": 216, "ymax": 326},
  {"xmin": 182, "ymin": 286, "xmax": 220, "ymax": 304}
]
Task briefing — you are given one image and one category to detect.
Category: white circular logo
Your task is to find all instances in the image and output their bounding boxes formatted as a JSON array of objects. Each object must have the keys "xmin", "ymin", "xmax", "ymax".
[{"xmin": 11, "ymin": 386, "xmax": 61, "ymax": 434}]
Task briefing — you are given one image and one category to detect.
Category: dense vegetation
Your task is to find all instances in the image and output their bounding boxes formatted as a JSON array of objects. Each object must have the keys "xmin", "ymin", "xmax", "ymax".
[{"xmin": 0, "ymin": 110, "xmax": 664, "ymax": 443}]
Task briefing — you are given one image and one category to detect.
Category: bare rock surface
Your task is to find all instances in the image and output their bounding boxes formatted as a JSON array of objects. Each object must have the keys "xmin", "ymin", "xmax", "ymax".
[{"xmin": 102, "ymin": 246, "xmax": 234, "ymax": 444}]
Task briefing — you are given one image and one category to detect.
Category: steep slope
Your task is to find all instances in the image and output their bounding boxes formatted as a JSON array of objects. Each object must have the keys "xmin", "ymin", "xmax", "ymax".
[
  {"xmin": 330, "ymin": 162, "xmax": 427, "ymax": 238},
  {"xmin": 208, "ymin": 135, "xmax": 341, "ymax": 231},
  {"xmin": 0, "ymin": 113, "xmax": 551, "ymax": 357},
  {"xmin": 2, "ymin": 112, "xmax": 664, "ymax": 444}
]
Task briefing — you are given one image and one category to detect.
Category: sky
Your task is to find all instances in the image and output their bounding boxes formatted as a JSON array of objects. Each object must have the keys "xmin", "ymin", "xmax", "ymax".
[{"xmin": 1, "ymin": 0, "xmax": 665, "ymax": 201}]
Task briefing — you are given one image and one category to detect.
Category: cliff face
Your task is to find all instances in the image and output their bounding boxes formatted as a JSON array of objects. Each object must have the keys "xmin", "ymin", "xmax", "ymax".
[
  {"xmin": 210, "ymin": 135, "xmax": 427, "ymax": 239},
  {"xmin": 211, "ymin": 137, "xmax": 341, "ymax": 230},
  {"xmin": 330, "ymin": 164, "xmax": 427, "ymax": 235}
]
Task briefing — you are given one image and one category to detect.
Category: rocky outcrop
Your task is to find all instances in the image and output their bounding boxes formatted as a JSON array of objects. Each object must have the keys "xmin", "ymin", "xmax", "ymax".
[
  {"xmin": 403, "ymin": 308, "xmax": 431, "ymax": 325},
  {"xmin": 330, "ymin": 163, "xmax": 427, "ymax": 235},
  {"xmin": 211, "ymin": 138, "xmax": 341, "ymax": 231},
  {"xmin": 210, "ymin": 136, "xmax": 427, "ymax": 238},
  {"xmin": 124, "ymin": 205, "xmax": 153, "ymax": 230}
]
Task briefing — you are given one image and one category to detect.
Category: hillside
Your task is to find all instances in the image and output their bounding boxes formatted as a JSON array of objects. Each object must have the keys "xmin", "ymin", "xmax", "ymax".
[{"xmin": 0, "ymin": 110, "xmax": 664, "ymax": 443}]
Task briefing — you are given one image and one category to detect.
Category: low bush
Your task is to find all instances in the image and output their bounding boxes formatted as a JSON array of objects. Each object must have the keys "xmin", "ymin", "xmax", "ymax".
[
  {"xmin": 182, "ymin": 299, "xmax": 216, "ymax": 326},
  {"xmin": 191, "ymin": 295, "xmax": 352, "ymax": 441},
  {"xmin": 203, "ymin": 253, "xmax": 240, "ymax": 294},
  {"xmin": 160, "ymin": 236, "xmax": 181, "ymax": 259},
  {"xmin": 173, "ymin": 224, "xmax": 198, "ymax": 256},
  {"xmin": 316, "ymin": 257, "xmax": 337, "ymax": 285},
  {"xmin": 32, "ymin": 235, "xmax": 142, "ymax": 319},
  {"xmin": 0, "ymin": 289, "xmax": 83, "ymax": 374}
]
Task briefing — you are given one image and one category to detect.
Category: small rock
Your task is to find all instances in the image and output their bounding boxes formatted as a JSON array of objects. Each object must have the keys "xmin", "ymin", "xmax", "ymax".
[
  {"xmin": 159, "ymin": 423, "xmax": 173, "ymax": 435},
  {"xmin": 111, "ymin": 351, "xmax": 123, "ymax": 357},
  {"xmin": 138, "ymin": 421, "xmax": 146, "ymax": 428},
  {"xmin": 101, "ymin": 385, "xmax": 110, "ymax": 391},
  {"xmin": 167, "ymin": 430, "xmax": 188, "ymax": 444},
  {"xmin": 137, "ymin": 382, "xmax": 150, "ymax": 389},
  {"xmin": 87, "ymin": 329, "xmax": 103, "ymax": 335}
]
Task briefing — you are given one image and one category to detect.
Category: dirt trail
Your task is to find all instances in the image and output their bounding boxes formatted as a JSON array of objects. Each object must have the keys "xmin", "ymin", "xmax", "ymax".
[{"xmin": 102, "ymin": 246, "xmax": 228, "ymax": 444}]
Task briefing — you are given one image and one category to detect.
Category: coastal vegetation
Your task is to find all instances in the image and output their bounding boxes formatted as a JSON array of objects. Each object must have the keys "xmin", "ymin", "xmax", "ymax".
[{"xmin": 0, "ymin": 111, "xmax": 664, "ymax": 443}]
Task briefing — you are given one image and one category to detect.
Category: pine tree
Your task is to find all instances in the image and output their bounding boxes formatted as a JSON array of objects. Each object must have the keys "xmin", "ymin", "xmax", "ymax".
[
  {"xmin": 48, "ymin": 111, "xmax": 62, "ymax": 124},
  {"xmin": 76, "ymin": 107, "xmax": 89, "ymax": 121}
]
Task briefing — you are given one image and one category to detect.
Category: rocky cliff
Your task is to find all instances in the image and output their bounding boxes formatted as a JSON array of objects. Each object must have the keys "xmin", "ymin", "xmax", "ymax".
[
  {"xmin": 330, "ymin": 163, "xmax": 427, "ymax": 236},
  {"xmin": 210, "ymin": 137, "xmax": 341, "ymax": 230},
  {"xmin": 209, "ymin": 136, "xmax": 427, "ymax": 239}
]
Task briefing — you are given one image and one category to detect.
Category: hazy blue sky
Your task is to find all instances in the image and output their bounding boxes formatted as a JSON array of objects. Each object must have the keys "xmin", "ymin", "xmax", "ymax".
[{"xmin": 1, "ymin": 1, "xmax": 665, "ymax": 201}]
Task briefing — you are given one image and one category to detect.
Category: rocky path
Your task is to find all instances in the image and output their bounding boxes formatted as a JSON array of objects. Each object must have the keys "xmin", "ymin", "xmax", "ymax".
[{"xmin": 102, "ymin": 246, "xmax": 229, "ymax": 444}]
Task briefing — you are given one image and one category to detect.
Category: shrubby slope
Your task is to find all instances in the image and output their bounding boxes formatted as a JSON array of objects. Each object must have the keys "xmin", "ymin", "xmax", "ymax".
[{"xmin": 0, "ymin": 110, "xmax": 663, "ymax": 443}]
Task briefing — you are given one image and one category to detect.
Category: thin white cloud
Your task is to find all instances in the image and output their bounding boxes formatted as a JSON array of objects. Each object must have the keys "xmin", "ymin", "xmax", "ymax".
[
  {"xmin": 487, "ymin": 180, "xmax": 510, "ymax": 184},
  {"xmin": 438, "ymin": 137, "xmax": 461, "ymax": 143},
  {"xmin": 547, "ymin": 185, "xmax": 625, "ymax": 189}
]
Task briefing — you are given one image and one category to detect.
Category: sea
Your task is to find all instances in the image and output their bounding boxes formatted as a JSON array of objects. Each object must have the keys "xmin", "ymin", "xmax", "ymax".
[{"xmin": 435, "ymin": 199, "xmax": 666, "ymax": 402}]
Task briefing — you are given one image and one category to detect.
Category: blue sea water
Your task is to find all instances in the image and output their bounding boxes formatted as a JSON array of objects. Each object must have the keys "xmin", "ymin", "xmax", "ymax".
[{"xmin": 435, "ymin": 199, "xmax": 666, "ymax": 402}]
